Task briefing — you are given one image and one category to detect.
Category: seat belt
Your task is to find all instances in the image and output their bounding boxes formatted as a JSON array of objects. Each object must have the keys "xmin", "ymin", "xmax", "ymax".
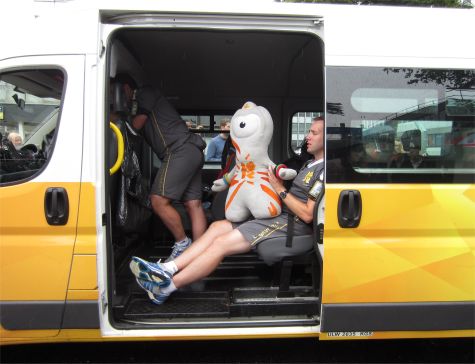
[{"xmin": 285, "ymin": 213, "xmax": 295, "ymax": 248}]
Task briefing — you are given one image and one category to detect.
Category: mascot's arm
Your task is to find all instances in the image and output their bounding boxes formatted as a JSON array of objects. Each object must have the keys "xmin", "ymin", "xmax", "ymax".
[
  {"xmin": 273, "ymin": 163, "xmax": 297, "ymax": 180},
  {"xmin": 211, "ymin": 167, "xmax": 237, "ymax": 192}
]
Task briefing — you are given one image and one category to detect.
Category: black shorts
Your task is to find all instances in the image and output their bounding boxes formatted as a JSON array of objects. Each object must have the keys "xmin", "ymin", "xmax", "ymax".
[{"xmin": 151, "ymin": 142, "xmax": 204, "ymax": 201}]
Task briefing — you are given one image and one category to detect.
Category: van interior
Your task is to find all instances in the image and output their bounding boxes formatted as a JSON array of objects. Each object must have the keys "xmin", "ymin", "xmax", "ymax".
[{"xmin": 106, "ymin": 28, "xmax": 325, "ymax": 328}]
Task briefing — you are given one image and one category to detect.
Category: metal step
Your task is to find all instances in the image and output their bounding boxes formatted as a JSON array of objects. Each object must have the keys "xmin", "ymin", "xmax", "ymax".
[{"xmin": 122, "ymin": 291, "xmax": 230, "ymax": 319}]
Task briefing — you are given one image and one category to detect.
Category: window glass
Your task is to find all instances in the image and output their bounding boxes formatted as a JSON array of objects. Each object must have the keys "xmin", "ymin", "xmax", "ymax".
[
  {"xmin": 291, "ymin": 111, "xmax": 322, "ymax": 154},
  {"xmin": 181, "ymin": 113, "xmax": 232, "ymax": 166},
  {"xmin": 326, "ymin": 67, "xmax": 475, "ymax": 183},
  {"xmin": 181, "ymin": 114, "xmax": 210, "ymax": 131},
  {"xmin": 152, "ymin": 113, "xmax": 233, "ymax": 170},
  {"xmin": 0, "ymin": 69, "xmax": 64, "ymax": 184}
]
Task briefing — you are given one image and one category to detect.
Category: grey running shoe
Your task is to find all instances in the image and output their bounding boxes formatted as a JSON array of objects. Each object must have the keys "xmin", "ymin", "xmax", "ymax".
[{"xmin": 165, "ymin": 238, "xmax": 192, "ymax": 262}]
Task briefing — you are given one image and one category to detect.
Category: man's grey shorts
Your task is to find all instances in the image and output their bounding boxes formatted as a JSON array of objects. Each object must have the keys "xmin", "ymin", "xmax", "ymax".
[
  {"xmin": 151, "ymin": 142, "xmax": 204, "ymax": 201},
  {"xmin": 233, "ymin": 213, "xmax": 313, "ymax": 264}
]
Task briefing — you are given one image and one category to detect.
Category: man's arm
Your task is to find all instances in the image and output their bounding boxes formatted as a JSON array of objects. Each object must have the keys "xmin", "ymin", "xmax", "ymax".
[
  {"xmin": 267, "ymin": 168, "xmax": 315, "ymax": 224},
  {"xmin": 132, "ymin": 114, "xmax": 148, "ymax": 130}
]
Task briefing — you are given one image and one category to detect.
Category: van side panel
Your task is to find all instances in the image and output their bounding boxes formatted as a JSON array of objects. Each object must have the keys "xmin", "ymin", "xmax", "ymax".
[
  {"xmin": 322, "ymin": 63, "xmax": 475, "ymax": 333},
  {"xmin": 0, "ymin": 55, "xmax": 85, "ymax": 337}
]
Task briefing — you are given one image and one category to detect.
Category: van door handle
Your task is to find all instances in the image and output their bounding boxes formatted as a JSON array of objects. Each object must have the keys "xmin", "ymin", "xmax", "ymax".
[
  {"xmin": 44, "ymin": 187, "xmax": 69, "ymax": 225},
  {"xmin": 337, "ymin": 190, "xmax": 362, "ymax": 228}
]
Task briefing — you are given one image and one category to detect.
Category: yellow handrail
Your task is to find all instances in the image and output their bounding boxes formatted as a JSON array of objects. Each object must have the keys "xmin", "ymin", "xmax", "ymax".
[{"xmin": 109, "ymin": 122, "xmax": 124, "ymax": 175}]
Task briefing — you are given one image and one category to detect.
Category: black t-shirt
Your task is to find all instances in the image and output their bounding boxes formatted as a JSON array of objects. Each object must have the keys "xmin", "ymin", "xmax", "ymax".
[{"xmin": 136, "ymin": 86, "xmax": 205, "ymax": 159}]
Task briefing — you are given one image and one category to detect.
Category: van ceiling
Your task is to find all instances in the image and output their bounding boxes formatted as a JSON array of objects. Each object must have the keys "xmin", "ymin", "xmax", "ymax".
[{"xmin": 116, "ymin": 29, "xmax": 323, "ymax": 109}]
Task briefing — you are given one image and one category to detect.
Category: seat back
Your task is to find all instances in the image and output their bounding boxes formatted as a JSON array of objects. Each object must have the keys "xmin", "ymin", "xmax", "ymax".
[{"xmin": 211, "ymin": 190, "xmax": 227, "ymax": 221}]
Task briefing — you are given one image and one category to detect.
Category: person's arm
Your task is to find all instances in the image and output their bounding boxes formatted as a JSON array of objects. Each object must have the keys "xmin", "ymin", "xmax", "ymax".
[
  {"xmin": 132, "ymin": 114, "xmax": 148, "ymax": 130},
  {"xmin": 267, "ymin": 167, "xmax": 315, "ymax": 224}
]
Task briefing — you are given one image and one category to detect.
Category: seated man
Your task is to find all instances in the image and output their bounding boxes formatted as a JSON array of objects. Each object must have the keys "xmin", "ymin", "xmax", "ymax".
[{"xmin": 130, "ymin": 117, "xmax": 325, "ymax": 304}]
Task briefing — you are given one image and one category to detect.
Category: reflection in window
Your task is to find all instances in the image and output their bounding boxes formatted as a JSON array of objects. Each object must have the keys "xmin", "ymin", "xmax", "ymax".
[
  {"xmin": 0, "ymin": 69, "xmax": 63, "ymax": 184},
  {"xmin": 326, "ymin": 67, "xmax": 475, "ymax": 183}
]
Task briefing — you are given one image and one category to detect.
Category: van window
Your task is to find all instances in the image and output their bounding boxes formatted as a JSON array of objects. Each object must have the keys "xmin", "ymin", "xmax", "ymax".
[
  {"xmin": 291, "ymin": 111, "xmax": 322, "ymax": 154},
  {"xmin": 150, "ymin": 113, "xmax": 232, "ymax": 170},
  {"xmin": 326, "ymin": 67, "xmax": 475, "ymax": 183},
  {"xmin": 0, "ymin": 69, "xmax": 64, "ymax": 184}
]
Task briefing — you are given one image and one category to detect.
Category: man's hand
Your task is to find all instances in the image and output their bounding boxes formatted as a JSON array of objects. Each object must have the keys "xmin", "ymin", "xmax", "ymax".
[{"xmin": 268, "ymin": 166, "xmax": 286, "ymax": 195}]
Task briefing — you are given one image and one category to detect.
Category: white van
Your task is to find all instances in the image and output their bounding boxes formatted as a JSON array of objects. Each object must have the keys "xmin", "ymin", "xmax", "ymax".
[{"xmin": 1, "ymin": 0, "xmax": 474, "ymax": 345}]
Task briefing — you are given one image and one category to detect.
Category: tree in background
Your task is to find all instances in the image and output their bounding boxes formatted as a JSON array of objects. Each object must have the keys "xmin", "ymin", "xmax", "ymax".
[{"xmin": 281, "ymin": 0, "xmax": 473, "ymax": 8}]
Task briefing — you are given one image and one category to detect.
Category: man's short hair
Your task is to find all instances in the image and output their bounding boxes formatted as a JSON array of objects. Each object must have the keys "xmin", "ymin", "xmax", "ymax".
[{"xmin": 312, "ymin": 115, "xmax": 324, "ymax": 123}]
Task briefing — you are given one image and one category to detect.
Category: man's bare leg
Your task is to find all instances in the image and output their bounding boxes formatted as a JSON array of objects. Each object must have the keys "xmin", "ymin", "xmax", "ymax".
[
  {"xmin": 184, "ymin": 199, "xmax": 207, "ymax": 240},
  {"xmin": 173, "ymin": 229, "xmax": 251, "ymax": 288},
  {"xmin": 174, "ymin": 220, "xmax": 233, "ymax": 270},
  {"xmin": 150, "ymin": 194, "xmax": 186, "ymax": 242}
]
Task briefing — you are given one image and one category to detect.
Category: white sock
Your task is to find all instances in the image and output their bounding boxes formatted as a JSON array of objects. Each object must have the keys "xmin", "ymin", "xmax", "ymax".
[
  {"xmin": 163, "ymin": 261, "xmax": 178, "ymax": 274},
  {"xmin": 175, "ymin": 236, "xmax": 190, "ymax": 245},
  {"xmin": 161, "ymin": 280, "xmax": 177, "ymax": 295}
]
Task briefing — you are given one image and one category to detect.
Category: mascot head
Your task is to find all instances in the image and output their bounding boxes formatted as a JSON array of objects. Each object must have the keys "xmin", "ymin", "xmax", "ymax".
[{"xmin": 230, "ymin": 102, "xmax": 273, "ymax": 148}]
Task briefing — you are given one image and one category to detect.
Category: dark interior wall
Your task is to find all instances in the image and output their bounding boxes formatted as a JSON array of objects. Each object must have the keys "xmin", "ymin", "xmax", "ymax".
[{"xmin": 113, "ymin": 28, "xmax": 324, "ymax": 160}]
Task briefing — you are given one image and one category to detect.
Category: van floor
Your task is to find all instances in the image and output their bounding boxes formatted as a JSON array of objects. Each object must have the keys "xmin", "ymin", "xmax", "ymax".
[{"xmin": 111, "ymin": 240, "xmax": 320, "ymax": 326}]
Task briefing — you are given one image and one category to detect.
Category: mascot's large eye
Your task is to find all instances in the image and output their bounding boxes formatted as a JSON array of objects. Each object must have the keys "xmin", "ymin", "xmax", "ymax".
[{"xmin": 231, "ymin": 114, "xmax": 260, "ymax": 139}]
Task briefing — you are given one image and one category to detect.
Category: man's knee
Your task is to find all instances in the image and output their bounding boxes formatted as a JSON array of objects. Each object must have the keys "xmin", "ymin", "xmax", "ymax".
[
  {"xmin": 183, "ymin": 199, "xmax": 203, "ymax": 212},
  {"xmin": 151, "ymin": 194, "xmax": 172, "ymax": 210},
  {"xmin": 207, "ymin": 220, "xmax": 232, "ymax": 234},
  {"xmin": 209, "ymin": 219, "xmax": 228, "ymax": 229},
  {"xmin": 211, "ymin": 231, "xmax": 249, "ymax": 257}
]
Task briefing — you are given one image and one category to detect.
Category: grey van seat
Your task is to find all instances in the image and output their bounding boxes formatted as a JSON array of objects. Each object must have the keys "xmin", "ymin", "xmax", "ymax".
[{"xmin": 256, "ymin": 192, "xmax": 325, "ymax": 297}]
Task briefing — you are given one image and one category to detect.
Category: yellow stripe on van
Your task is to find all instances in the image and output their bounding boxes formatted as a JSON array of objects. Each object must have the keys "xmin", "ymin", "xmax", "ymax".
[{"xmin": 323, "ymin": 184, "xmax": 475, "ymax": 304}]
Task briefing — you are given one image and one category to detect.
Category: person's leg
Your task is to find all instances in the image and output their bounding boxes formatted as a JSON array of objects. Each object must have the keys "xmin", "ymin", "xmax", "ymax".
[
  {"xmin": 174, "ymin": 220, "xmax": 233, "ymax": 270},
  {"xmin": 181, "ymin": 155, "xmax": 206, "ymax": 241},
  {"xmin": 130, "ymin": 220, "xmax": 233, "ymax": 281},
  {"xmin": 150, "ymin": 194, "xmax": 186, "ymax": 242},
  {"xmin": 172, "ymin": 229, "xmax": 251, "ymax": 289},
  {"xmin": 183, "ymin": 199, "xmax": 207, "ymax": 240}
]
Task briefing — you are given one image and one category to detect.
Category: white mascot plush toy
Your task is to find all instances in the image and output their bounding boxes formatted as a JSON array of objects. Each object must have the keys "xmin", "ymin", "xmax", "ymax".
[{"xmin": 212, "ymin": 101, "xmax": 297, "ymax": 222}]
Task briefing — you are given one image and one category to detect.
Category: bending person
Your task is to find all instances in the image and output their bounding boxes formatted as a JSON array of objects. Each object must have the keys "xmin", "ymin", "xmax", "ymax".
[
  {"xmin": 117, "ymin": 74, "xmax": 207, "ymax": 261},
  {"xmin": 130, "ymin": 116, "xmax": 325, "ymax": 304}
]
